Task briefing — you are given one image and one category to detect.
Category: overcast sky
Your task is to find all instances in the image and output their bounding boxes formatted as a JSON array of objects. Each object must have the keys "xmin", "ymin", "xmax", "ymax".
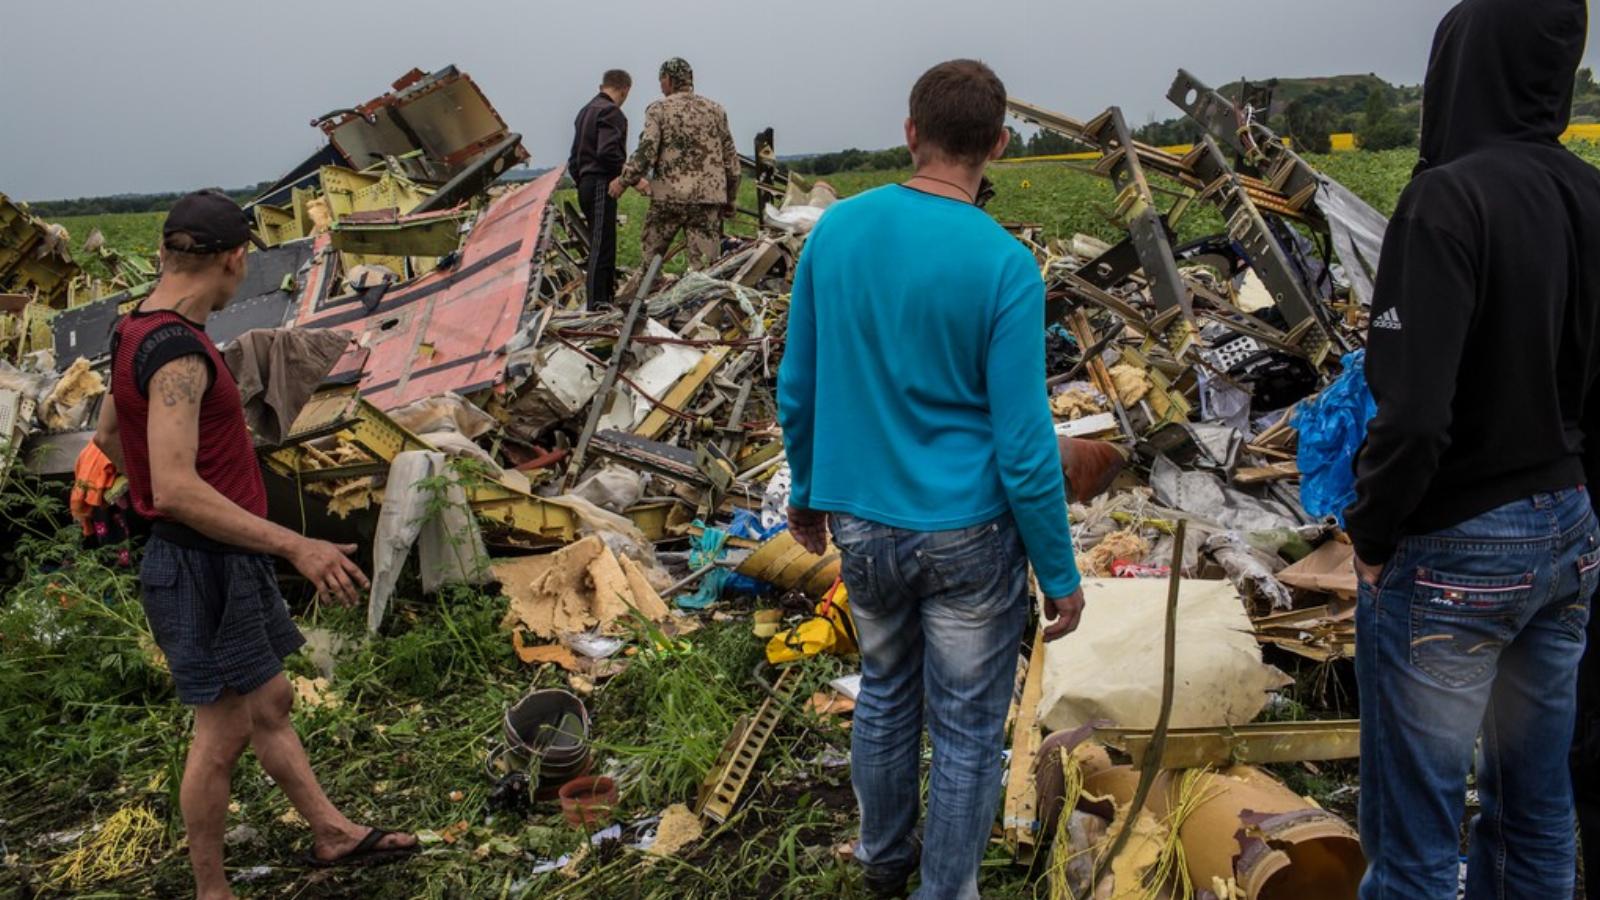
[{"xmin": 6, "ymin": 0, "xmax": 1597, "ymax": 200}]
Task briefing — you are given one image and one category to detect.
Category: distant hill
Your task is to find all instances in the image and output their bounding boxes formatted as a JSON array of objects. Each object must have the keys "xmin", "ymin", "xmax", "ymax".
[
  {"xmin": 27, "ymin": 184, "xmax": 272, "ymax": 219},
  {"xmin": 1130, "ymin": 73, "xmax": 1423, "ymax": 149}
]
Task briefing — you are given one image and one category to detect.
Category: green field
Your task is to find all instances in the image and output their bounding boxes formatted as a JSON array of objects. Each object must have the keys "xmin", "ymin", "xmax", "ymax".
[
  {"xmin": 42, "ymin": 143, "xmax": 1600, "ymax": 279},
  {"xmin": 45, "ymin": 149, "xmax": 1436, "ymax": 277}
]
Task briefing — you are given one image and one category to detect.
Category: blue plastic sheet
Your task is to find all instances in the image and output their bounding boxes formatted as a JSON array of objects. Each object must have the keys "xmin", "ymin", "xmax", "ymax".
[
  {"xmin": 1293, "ymin": 350, "xmax": 1377, "ymax": 527},
  {"xmin": 676, "ymin": 513, "xmax": 786, "ymax": 609},
  {"xmin": 678, "ymin": 525, "xmax": 731, "ymax": 610},
  {"xmin": 729, "ymin": 508, "xmax": 784, "ymax": 542}
]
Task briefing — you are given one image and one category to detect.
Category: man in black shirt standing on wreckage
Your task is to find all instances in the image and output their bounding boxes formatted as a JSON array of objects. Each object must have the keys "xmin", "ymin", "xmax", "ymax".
[
  {"xmin": 1345, "ymin": 0, "xmax": 1600, "ymax": 896},
  {"xmin": 568, "ymin": 69, "xmax": 633, "ymax": 309}
]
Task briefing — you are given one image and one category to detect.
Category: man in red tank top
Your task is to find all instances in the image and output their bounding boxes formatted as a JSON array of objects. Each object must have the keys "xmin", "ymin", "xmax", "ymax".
[{"xmin": 92, "ymin": 191, "xmax": 415, "ymax": 897}]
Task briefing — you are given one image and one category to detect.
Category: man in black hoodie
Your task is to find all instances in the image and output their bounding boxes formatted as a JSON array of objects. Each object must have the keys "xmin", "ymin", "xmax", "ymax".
[
  {"xmin": 568, "ymin": 70, "xmax": 632, "ymax": 309},
  {"xmin": 1345, "ymin": 0, "xmax": 1600, "ymax": 895}
]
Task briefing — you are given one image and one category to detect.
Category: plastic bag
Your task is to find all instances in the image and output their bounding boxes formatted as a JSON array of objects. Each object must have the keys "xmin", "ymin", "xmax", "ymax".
[
  {"xmin": 765, "ymin": 581, "xmax": 858, "ymax": 664},
  {"xmin": 1293, "ymin": 350, "xmax": 1377, "ymax": 526}
]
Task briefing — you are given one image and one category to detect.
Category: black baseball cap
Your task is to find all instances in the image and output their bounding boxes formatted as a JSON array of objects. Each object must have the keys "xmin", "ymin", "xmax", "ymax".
[{"xmin": 163, "ymin": 189, "xmax": 266, "ymax": 253}]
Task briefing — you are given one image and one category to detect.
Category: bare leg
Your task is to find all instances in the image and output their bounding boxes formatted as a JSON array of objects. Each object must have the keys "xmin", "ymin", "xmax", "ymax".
[
  {"xmin": 245, "ymin": 675, "xmax": 416, "ymax": 859},
  {"xmin": 183, "ymin": 692, "xmax": 252, "ymax": 900}
]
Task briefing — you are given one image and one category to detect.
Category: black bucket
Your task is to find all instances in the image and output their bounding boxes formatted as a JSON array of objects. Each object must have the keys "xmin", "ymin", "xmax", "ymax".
[{"xmin": 488, "ymin": 689, "xmax": 592, "ymax": 794}]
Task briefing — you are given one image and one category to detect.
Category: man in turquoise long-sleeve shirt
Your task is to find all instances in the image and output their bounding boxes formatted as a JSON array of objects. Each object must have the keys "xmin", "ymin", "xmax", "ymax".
[{"xmin": 776, "ymin": 59, "xmax": 1085, "ymax": 900}]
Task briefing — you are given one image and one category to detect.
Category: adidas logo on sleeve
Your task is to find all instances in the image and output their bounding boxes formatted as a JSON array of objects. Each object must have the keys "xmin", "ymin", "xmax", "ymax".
[{"xmin": 1371, "ymin": 307, "xmax": 1403, "ymax": 331}]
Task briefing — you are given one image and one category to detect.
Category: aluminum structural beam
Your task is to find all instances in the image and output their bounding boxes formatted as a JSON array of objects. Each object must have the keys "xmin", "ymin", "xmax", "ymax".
[
  {"xmin": 1191, "ymin": 134, "xmax": 1335, "ymax": 367},
  {"xmin": 1082, "ymin": 106, "xmax": 1197, "ymax": 359}
]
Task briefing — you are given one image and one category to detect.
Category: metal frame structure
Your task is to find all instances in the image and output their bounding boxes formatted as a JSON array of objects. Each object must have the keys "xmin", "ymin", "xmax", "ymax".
[{"xmin": 1009, "ymin": 69, "xmax": 1359, "ymax": 371}]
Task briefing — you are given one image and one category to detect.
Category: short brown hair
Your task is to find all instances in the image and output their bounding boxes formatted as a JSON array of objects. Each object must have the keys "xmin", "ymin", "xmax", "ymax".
[
  {"xmin": 160, "ymin": 232, "xmax": 228, "ymax": 274},
  {"xmin": 909, "ymin": 59, "xmax": 1007, "ymax": 166},
  {"xmin": 601, "ymin": 69, "xmax": 632, "ymax": 90}
]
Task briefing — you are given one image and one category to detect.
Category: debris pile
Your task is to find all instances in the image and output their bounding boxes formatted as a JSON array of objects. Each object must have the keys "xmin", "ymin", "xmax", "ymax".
[
  {"xmin": 992, "ymin": 70, "xmax": 1383, "ymax": 898},
  {"xmin": 1, "ymin": 63, "xmax": 1389, "ymax": 894}
]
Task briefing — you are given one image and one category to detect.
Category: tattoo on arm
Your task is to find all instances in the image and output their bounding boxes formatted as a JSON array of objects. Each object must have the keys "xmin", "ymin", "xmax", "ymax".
[{"xmin": 153, "ymin": 356, "xmax": 207, "ymax": 408}]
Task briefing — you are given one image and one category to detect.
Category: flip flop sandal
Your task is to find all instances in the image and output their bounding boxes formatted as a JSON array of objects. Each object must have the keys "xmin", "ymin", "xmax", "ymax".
[{"xmin": 302, "ymin": 827, "xmax": 419, "ymax": 869}]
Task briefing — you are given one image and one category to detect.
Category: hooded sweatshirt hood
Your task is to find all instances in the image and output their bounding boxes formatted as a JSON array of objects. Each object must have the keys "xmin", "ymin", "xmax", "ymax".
[
  {"xmin": 1347, "ymin": 0, "xmax": 1600, "ymax": 566},
  {"xmin": 1418, "ymin": 0, "xmax": 1586, "ymax": 170}
]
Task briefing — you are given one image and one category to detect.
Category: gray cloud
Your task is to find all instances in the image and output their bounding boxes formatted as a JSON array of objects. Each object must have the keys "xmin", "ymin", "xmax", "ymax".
[{"xmin": 6, "ymin": 0, "xmax": 1597, "ymax": 200}]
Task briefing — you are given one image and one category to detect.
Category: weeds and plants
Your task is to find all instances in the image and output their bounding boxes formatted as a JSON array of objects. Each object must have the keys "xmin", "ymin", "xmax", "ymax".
[
  {"xmin": 0, "ymin": 454, "xmax": 891, "ymax": 897},
  {"xmin": 0, "ymin": 463, "xmax": 1360, "ymax": 899},
  {"xmin": 593, "ymin": 615, "xmax": 761, "ymax": 810}
]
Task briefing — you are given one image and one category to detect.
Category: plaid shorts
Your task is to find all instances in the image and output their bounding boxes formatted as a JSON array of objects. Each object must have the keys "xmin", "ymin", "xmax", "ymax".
[{"xmin": 139, "ymin": 535, "xmax": 306, "ymax": 705}]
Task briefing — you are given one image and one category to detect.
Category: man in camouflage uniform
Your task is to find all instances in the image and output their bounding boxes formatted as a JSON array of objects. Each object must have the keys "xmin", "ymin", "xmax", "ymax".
[{"xmin": 609, "ymin": 58, "xmax": 740, "ymax": 271}]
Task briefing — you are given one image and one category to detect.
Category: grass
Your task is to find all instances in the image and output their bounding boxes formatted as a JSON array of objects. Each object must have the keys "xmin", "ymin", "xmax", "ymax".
[
  {"xmin": 0, "ymin": 455, "xmax": 1364, "ymax": 899},
  {"xmin": 43, "ymin": 143, "xmax": 1600, "ymax": 280},
  {"xmin": 54, "ymin": 143, "xmax": 1600, "ymax": 280},
  {"xmin": 46, "ymin": 149, "xmax": 1438, "ymax": 280},
  {"xmin": 0, "ymin": 465, "xmax": 922, "ymax": 898}
]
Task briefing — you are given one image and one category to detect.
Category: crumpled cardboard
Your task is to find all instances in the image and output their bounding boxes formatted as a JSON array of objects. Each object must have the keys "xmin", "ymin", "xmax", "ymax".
[
  {"xmin": 511, "ymin": 635, "xmax": 581, "ymax": 672},
  {"xmin": 647, "ymin": 803, "xmax": 702, "ymax": 859},
  {"xmin": 1274, "ymin": 540, "xmax": 1358, "ymax": 599},
  {"xmin": 40, "ymin": 356, "xmax": 104, "ymax": 431},
  {"xmin": 1038, "ymin": 578, "xmax": 1291, "ymax": 733},
  {"xmin": 495, "ymin": 536, "xmax": 672, "ymax": 640}
]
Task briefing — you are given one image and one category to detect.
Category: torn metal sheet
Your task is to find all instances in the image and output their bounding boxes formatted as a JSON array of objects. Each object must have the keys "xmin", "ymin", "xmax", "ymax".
[
  {"xmin": 292, "ymin": 168, "xmax": 561, "ymax": 409},
  {"xmin": 636, "ymin": 345, "xmax": 731, "ymax": 440},
  {"xmin": 505, "ymin": 343, "xmax": 605, "ymax": 434},
  {"xmin": 314, "ymin": 66, "xmax": 527, "ymax": 186},
  {"xmin": 248, "ymin": 143, "xmax": 349, "ymax": 209},
  {"xmin": 1316, "ymin": 180, "xmax": 1387, "ymax": 307},
  {"xmin": 590, "ymin": 430, "xmax": 714, "ymax": 489},
  {"xmin": 1151, "ymin": 765, "xmax": 1364, "ymax": 900},
  {"xmin": 599, "ymin": 320, "xmax": 705, "ymax": 432},
  {"xmin": 734, "ymin": 530, "xmax": 841, "ymax": 598},
  {"xmin": 410, "ymin": 134, "xmax": 528, "ymax": 215},
  {"xmin": 329, "ymin": 208, "xmax": 470, "ymax": 258},
  {"xmin": 0, "ymin": 193, "xmax": 79, "ymax": 308},
  {"xmin": 49, "ymin": 239, "xmax": 314, "ymax": 369},
  {"xmin": 265, "ymin": 390, "xmax": 596, "ymax": 544},
  {"xmin": 1094, "ymin": 720, "xmax": 1360, "ymax": 769}
]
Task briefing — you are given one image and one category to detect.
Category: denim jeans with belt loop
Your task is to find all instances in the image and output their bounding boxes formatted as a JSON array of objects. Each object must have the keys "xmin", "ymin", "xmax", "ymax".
[
  {"xmin": 1356, "ymin": 487, "xmax": 1596, "ymax": 899},
  {"xmin": 830, "ymin": 511, "xmax": 1031, "ymax": 900}
]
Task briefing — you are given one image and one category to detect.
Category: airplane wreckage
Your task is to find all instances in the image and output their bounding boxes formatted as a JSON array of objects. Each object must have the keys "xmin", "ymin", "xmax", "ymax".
[{"xmin": 0, "ymin": 64, "xmax": 1390, "ymax": 898}]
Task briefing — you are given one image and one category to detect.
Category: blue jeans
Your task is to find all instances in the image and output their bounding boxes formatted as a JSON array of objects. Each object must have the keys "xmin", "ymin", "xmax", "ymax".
[
  {"xmin": 1357, "ymin": 488, "xmax": 1595, "ymax": 899},
  {"xmin": 830, "ymin": 512, "xmax": 1030, "ymax": 900}
]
